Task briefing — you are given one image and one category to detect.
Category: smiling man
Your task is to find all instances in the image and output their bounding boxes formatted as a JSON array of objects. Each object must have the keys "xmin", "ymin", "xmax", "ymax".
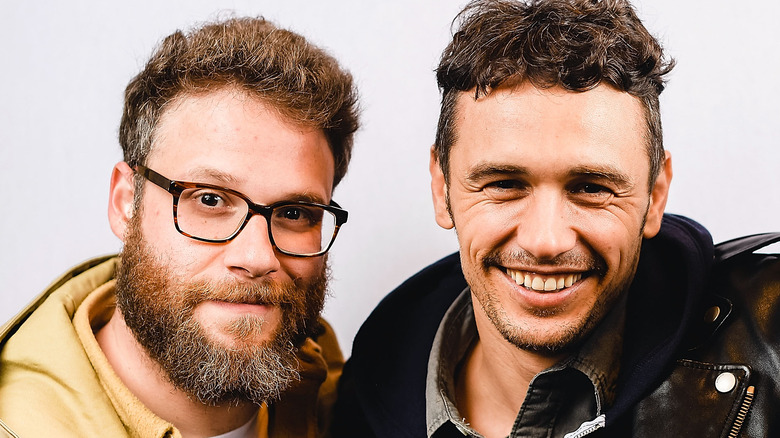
[
  {"xmin": 333, "ymin": 1, "xmax": 780, "ymax": 437},
  {"xmin": 0, "ymin": 17, "xmax": 358, "ymax": 438}
]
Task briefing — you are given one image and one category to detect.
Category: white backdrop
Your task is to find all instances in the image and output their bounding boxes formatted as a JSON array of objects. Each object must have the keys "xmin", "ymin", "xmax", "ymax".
[{"xmin": 2, "ymin": 1, "xmax": 778, "ymax": 354}]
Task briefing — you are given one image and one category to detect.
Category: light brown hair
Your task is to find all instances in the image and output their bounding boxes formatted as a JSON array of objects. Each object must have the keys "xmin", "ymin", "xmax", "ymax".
[{"xmin": 120, "ymin": 17, "xmax": 359, "ymax": 187}]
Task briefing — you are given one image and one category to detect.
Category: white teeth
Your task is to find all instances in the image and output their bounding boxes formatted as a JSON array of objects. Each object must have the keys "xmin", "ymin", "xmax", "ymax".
[{"xmin": 506, "ymin": 269, "xmax": 583, "ymax": 292}]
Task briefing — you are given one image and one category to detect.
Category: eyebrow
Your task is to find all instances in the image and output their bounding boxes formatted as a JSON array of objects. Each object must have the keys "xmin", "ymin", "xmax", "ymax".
[
  {"xmin": 183, "ymin": 168, "xmax": 328, "ymax": 205},
  {"xmin": 185, "ymin": 167, "xmax": 240, "ymax": 185},
  {"xmin": 465, "ymin": 163, "xmax": 529, "ymax": 183},
  {"xmin": 465, "ymin": 162, "xmax": 635, "ymax": 189},
  {"xmin": 567, "ymin": 165, "xmax": 634, "ymax": 189},
  {"xmin": 282, "ymin": 192, "xmax": 329, "ymax": 204}
]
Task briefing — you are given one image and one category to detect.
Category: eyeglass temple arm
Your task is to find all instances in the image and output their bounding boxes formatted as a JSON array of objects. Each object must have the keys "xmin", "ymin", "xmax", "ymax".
[
  {"xmin": 135, "ymin": 165, "xmax": 176, "ymax": 193},
  {"xmin": 328, "ymin": 200, "xmax": 348, "ymax": 224}
]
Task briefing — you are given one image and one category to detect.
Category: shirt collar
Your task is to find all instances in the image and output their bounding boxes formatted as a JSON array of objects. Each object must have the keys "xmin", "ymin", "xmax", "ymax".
[{"xmin": 425, "ymin": 287, "xmax": 477, "ymax": 436}]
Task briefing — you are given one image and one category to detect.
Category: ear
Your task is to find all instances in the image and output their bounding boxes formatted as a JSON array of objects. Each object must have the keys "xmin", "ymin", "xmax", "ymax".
[
  {"xmin": 430, "ymin": 147, "xmax": 454, "ymax": 230},
  {"xmin": 643, "ymin": 150, "xmax": 673, "ymax": 238},
  {"xmin": 108, "ymin": 161, "xmax": 136, "ymax": 240}
]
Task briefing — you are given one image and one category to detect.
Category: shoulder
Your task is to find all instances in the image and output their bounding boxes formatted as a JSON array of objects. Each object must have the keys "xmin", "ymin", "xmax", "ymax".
[
  {"xmin": 351, "ymin": 252, "xmax": 466, "ymax": 359},
  {"xmin": 713, "ymin": 232, "xmax": 780, "ymax": 299},
  {"xmin": 684, "ymin": 232, "xmax": 780, "ymax": 351},
  {"xmin": 0, "ymin": 256, "xmax": 125, "ymax": 438},
  {"xmin": 1, "ymin": 255, "xmax": 117, "ymax": 347},
  {"xmin": 706, "ymin": 233, "xmax": 780, "ymax": 343},
  {"xmin": 709, "ymin": 232, "xmax": 780, "ymax": 327},
  {"xmin": 332, "ymin": 253, "xmax": 467, "ymax": 437}
]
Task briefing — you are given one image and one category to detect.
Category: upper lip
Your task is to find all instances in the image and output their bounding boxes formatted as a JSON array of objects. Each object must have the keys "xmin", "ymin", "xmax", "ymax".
[{"xmin": 212, "ymin": 298, "xmax": 274, "ymax": 306}]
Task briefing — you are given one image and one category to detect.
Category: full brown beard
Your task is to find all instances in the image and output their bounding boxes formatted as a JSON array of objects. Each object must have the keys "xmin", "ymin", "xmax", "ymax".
[{"xmin": 114, "ymin": 215, "xmax": 328, "ymax": 406}]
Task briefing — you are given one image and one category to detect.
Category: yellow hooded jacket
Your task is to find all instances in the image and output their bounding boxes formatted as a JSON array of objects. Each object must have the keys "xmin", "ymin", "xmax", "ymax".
[{"xmin": 0, "ymin": 256, "xmax": 343, "ymax": 438}]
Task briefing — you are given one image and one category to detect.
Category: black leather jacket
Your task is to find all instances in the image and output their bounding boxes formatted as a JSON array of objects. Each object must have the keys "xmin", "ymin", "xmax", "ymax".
[{"xmin": 332, "ymin": 215, "xmax": 780, "ymax": 437}]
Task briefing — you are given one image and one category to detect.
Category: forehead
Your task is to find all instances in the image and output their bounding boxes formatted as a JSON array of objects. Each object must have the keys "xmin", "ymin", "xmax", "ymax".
[
  {"xmin": 451, "ymin": 83, "xmax": 649, "ymax": 182},
  {"xmin": 145, "ymin": 88, "xmax": 335, "ymax": 202}
]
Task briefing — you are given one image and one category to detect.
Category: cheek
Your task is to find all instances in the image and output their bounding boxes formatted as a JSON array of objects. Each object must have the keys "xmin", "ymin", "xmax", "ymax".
[
  {"xmin": 137, "ymin": 213, "xmax": 214, "ymax": 274},
  {"xmin": 572, "ymin": 204, "xmax": 645, "ymax": 244},
  {"xmin": 453, "ymin": 198, "xmax": 517, "ymax": 248},
  {"xmin": 282, "ymin": 257, "xmax": 325, "ymax": 283},
  {"xmin": 137, "ymin": 193, "xmax": 178, "ymax": 241},
  {"xmin": 580, "ymin": 220, "xmax": 642, "ymax": 279},
  {"xmin": 458, "ymin": 218, "xmax": 500, "ymax": 255}
]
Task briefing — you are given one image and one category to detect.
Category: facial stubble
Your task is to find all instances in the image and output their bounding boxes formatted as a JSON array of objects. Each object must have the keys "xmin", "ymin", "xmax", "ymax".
[
  {"xmin": 114, "ymin": 215, "xmax": 328, "ymax": 407},
  {"xmin": 475, "ymin": 247, "xmax": 636, "ymax": 355},
  {"xmin": 450, "ymin": 194, "xmax": 646, "ymax": 356}
]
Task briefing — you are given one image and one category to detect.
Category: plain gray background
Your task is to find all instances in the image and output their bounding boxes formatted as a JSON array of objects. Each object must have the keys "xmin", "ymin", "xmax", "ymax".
[{"xmin": 2, "ymin": 1, "xmax": 778, "ymax": 353}]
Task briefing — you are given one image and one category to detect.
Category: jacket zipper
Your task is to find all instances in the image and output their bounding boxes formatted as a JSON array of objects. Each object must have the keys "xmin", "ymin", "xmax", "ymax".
[
  {"xmin": 727, "ymin": 385, "xmax": 755, "ymax": 438},
  {"xmin": 0, "ymin": 418, "xmax": 20, "ymax": 438},
  {"xmin": 563, "ymin": 415, "xmax": 605, "ymax": 438}
]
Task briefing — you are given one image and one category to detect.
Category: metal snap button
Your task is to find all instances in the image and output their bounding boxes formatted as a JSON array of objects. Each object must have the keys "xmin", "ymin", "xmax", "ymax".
[
  {"xmin": 715, "ymin": 372, "xmax": 736, "ymax": 393},
  {"xmin": 454, "ymin": 423, "xmax": 470, "ymax": 436},
  {"xmin": 704, "ymin": 306, "xmax": 720, "ymax": 323}
]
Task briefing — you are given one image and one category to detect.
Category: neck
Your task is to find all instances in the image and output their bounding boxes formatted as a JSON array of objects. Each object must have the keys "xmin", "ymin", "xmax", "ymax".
[
  {"xmin": 96, "ymin": 308, "xmax": 258, "ymax": 438},
  {"xmin": 455, "ymin": 301, "xmax": 565, "ymax": 438}
]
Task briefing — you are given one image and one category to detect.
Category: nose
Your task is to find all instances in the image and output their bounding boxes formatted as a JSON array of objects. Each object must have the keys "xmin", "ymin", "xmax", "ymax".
[
  {"xmin": 514, "ymin": 189, "xmax": 577, "ymax": 261},
  {"xmin": 222, "ymin": 215, "xmax": 281, "ymax": 279}
]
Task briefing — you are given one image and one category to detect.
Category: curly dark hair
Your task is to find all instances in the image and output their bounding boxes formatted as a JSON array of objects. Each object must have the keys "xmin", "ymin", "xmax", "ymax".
[
  {"xmin": 120, "ymin": 17, "xmax": 359, "ymax": 188},
  {"xmin": 434, "ymin": 0, "xmax": 674, "ymax": 188}
]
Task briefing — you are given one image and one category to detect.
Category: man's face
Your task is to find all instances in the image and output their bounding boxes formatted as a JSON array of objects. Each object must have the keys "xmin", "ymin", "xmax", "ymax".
[
  {"xmin": 113, "ymin": 87, "xmax": 335, "ymax": 404},
  {"xmin": 430, "ymin": 82, "xmax": 670, "ymax": 354}
]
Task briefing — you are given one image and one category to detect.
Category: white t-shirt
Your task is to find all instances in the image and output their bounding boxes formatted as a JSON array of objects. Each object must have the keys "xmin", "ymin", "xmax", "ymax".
[{"xmin": 209, "ymin": 413, "xmax": 258, "ymax": 438}]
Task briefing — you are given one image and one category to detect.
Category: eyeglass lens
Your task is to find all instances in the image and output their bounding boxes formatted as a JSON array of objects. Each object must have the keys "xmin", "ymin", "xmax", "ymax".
[{"xmin": 176, "ymin": 187, "xmax": 338, "ymax": 255}]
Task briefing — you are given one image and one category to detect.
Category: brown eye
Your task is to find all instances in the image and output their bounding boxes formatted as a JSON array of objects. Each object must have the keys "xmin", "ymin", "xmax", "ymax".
[
  {"xmin": 199, "ymin": 193, "xmax": 222, "ymax": 207},
  {"xmin": 181, "ymin": 189, "xmax": 233, "ymax": 212},
  {"xmin": 568, "ymin": 182, "xmax": 614, "ymax": 207},
  {"xmin": 579, "ymin": 183, "xmax": 607, "ymax": 194},
  {"xmin": 283, "ymin": 207, "xmax": 302, "ymax": 220},
  {"xmin": 488, "ymin": 180, "xmax": 523, "ymax": 190}
]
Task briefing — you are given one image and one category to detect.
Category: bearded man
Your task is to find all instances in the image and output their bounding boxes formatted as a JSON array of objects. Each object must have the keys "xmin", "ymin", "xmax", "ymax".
[{"xmin": 0, "ymin": 16, "xmax": 358, "ymax": 438}]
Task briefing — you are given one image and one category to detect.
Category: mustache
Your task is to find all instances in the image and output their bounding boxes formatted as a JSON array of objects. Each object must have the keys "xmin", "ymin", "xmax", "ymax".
[
  {"xmin": 483, "ymin": 248, "xmax": 607, "ymax": 275},
  {"xmin": 184, "ymin": 279, "xmax": 301, "ymax": 307}
]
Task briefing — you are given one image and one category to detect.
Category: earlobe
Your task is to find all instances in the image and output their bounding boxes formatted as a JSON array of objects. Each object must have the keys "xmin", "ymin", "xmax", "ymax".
[
  {"xmin": 643, "ymin": 151, "xmax": 673, "ymax": 238},
  {"xmin": 430, "ymin": 147, "xmax": 454, "ymax": 230},
  {"xmin": 108, "ymin": 162, "xmax": 137, "ymax": 240}
]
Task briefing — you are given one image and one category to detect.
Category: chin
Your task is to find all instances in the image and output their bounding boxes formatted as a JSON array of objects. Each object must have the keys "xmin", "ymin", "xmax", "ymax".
[
  {"xmin": 205, "ymin": 314, "xmax": 277, "ymax": 349},
  {"xmin": 485, "ymin": 301, "xmax": 593, "ymax": 354},
  {"xmin": 505, "ymin": 322, "xmax": 585, "ymax": 354}
]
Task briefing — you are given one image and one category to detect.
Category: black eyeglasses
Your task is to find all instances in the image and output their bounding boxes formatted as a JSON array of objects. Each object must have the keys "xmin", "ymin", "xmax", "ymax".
[{"xmin": 135, "ymin": 165, "xmax": 348, "ymax": 257}]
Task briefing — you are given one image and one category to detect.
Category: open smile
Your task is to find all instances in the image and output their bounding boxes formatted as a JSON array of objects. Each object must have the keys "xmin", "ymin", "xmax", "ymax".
[{"xmin": 505, "ymin": 268, "xmax": 584, "ymax": 292}]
